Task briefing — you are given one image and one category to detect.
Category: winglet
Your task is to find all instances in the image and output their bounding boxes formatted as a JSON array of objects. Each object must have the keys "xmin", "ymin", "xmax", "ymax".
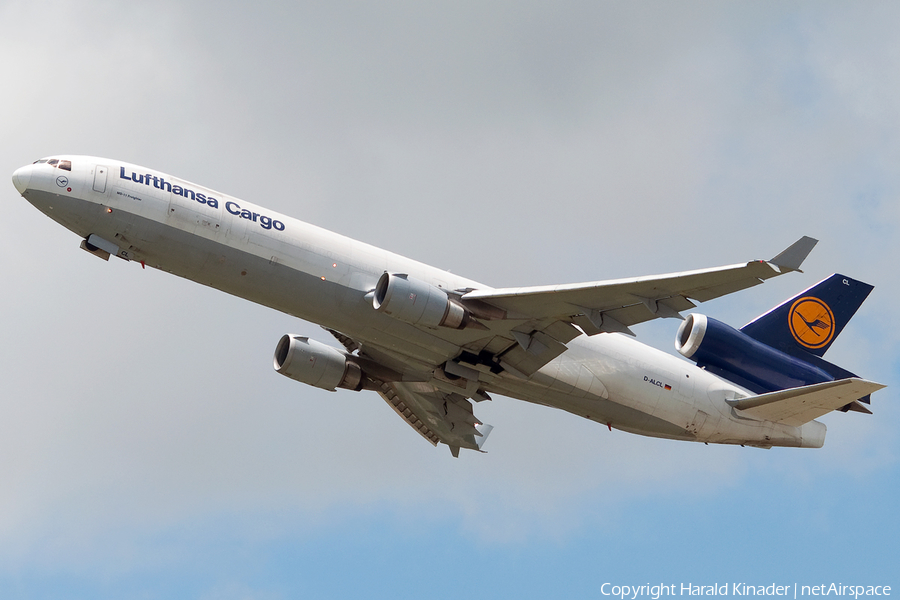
[{"xmin": 769, "ymin": 236, "xmax": 818, "ymax": 273}]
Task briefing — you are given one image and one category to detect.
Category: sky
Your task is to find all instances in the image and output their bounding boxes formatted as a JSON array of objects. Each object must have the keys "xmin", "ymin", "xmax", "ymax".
[{"xmin": 1, "ymin": 1, "xmax": 899, "ymax": 598}]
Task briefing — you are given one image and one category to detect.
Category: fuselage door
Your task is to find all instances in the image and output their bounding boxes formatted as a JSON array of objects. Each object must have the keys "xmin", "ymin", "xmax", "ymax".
[
  {"xmin": 93, "ymin": 165, "xmax": 108, "ymax": 193},
  {"xmin": 687, "ymin": 410, "xmax": 708, "ymax": 435}
]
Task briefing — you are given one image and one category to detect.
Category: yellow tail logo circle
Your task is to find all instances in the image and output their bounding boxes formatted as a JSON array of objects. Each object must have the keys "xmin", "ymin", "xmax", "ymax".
[{"xmin": 788, "ymin": 297, "xmax": 835, "ymax": 349}]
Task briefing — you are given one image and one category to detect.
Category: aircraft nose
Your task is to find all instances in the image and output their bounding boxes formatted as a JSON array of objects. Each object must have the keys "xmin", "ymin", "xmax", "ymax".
[{"xmin": 12, "ymin": 165, "xmax": 32, "ymax": 195}]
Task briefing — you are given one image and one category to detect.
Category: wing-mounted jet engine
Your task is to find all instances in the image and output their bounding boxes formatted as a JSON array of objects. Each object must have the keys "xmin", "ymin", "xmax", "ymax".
[
  {"xmin": 372, "ymin": 272, "xmax": 473, "ymax": 330},
  {"xmin": 676, "ymin": 274, "xmax": 874, "ymax": 407},
  {"xmin": 274, "ymin": 335, "xmax": 366, "ymax": 392}
]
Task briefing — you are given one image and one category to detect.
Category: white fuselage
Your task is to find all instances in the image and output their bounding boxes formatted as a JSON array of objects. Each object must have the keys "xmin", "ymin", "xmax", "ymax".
[{"xmin": 12, "ymin": 156, "xmax": 826, "ymax": 449}]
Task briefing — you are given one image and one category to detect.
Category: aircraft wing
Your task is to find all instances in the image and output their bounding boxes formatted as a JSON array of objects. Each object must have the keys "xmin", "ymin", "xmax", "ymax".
[
  {"xmin": 462, "ymin": 236, "xmax": 818, "ymax": 337},
  {"xmin": 730, "ymin": 378, "xmax": 886, "ymax": 427}
]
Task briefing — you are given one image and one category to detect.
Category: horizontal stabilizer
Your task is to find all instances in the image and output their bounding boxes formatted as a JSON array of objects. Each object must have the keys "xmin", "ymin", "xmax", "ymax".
[{"xmin": 731, "ymin": 378, "xmax": 885, "ymax": 427}]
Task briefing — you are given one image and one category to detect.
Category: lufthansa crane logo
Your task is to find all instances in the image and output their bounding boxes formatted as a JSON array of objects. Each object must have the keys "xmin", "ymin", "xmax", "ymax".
[{"xmin": 788, "ymin": 296, "xmax": 835, "ymax": 349}]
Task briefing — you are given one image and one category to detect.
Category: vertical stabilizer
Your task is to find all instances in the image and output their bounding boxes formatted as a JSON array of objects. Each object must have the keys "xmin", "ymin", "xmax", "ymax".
[{"xmin": 740, "ymin": 274, "xmax": 873, "ymax": 358}]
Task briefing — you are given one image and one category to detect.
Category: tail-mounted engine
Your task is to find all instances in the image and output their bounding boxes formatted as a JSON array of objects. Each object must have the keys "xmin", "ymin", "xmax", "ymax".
[
  {"xmin": 274, "ymin": 335, "xmax": 364, "ymax": 391},
  {"xmin": 675, "ymin": 314, "xmax": 834, "ymax": 393},
  {"xmin": 373, "ymin": 272, "xmax": 470, "ymax": 329}
]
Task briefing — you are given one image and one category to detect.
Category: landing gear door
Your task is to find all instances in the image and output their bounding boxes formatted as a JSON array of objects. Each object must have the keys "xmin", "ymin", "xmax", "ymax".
[{"xmin": 93, "ymin": 165, "xmax": 108, "ymax": 193}]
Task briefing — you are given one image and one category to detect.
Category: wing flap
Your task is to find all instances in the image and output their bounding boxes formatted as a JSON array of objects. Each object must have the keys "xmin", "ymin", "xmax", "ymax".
[
  {"xmin": 375, "ymin": 380, "xmax": 492, "ymax": 455},
  {"xmin": 376, "ymin": 381, "xmax": 441, "ymax": 447},
  {"xmin": 731, "ymin": 378, "xmax": 886, "ymax": 427},
  {"xmin": 498, "ymin": 328, "xmax": 572, "ymax": 377}
]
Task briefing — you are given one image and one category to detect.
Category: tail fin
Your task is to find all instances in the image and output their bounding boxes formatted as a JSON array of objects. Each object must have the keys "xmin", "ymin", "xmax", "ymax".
[{"xmin": 741, "ymin": 274, "xmax": 873, "ymax": 358}]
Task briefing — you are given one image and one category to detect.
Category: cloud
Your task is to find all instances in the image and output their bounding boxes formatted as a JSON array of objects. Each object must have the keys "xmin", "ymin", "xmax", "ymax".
[{"xmin": 1, "ymin": 0, "xmax": 898, "ymax": 592}]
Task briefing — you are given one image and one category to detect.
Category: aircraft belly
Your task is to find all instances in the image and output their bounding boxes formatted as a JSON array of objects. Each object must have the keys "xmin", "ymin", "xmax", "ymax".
[
  {"xmin": 591, "ymin": 339, "xmax": 807, "ymax": 447},
  {"xmin": 486, "ymin": 339, "xmax": 692, "ymax": 440},
  {"xmin": 495, "ymin": 376, "xmax": 691, "ymax": 438},
  {"xmin": 128, "ymin": 218, "xmax": 384, "ymax": 330},
  {"xmin": 563, "ymin": 335, "xmax": 703, "ymax": 437},
  {"xmin": 680, "ymin": 369, "xmax": 807, "ymax": 447},
  {"xmin": 517, "ymin": 333, "xmax": 793, "ymax": 445},
  {"xmin": 36, "ymin": 199, "xmax": 469, "ymax": 370}
]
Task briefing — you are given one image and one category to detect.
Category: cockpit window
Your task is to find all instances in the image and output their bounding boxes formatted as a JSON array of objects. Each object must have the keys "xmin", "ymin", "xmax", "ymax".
[{"xmin": 31, "ymin": 158, "xmax": 71, "ymax": 170}]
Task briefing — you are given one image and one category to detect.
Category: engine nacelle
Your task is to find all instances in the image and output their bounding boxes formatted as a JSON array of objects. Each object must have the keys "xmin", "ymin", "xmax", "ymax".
[
  {"xmin": 274, "ymin": 335, "xmax": 363, "ymax": 391},
  {"xmin": 675, "ymin": 313, "xmax": 833, "ymax": 392},
  {"xmin": 373, "ymin": 272, "xmax": 468, "ymax": 329}
]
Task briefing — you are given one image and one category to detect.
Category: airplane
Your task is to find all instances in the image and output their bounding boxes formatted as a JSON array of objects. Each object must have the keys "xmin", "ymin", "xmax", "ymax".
[{"xmin": 11, "ymin": 156, "xmax": 885, "ymax": 456}]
